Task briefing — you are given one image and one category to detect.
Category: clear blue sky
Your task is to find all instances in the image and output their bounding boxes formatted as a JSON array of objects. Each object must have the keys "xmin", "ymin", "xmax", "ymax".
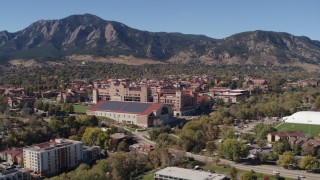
[{"xmin": 1, "ymin": 0, "xmax": 319, "ymax": 40}]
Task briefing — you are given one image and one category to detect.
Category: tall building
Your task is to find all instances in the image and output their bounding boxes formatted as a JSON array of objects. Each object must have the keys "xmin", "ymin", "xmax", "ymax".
[
  {"xmin": 93, "ymin": 79, "xmax": 151, "ymax": 104},
  {"xmin": 23, "ymin": 139, "xmax": 83, "ymax": 177}
]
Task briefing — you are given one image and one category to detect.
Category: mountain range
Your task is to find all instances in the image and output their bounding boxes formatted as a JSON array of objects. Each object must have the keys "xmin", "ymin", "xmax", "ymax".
[{"xmin": 1, "ymin": 13, "xmax": 320, "ymax": 69}]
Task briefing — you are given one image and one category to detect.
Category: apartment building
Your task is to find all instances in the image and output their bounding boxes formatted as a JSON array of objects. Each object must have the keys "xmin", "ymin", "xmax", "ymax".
[
  {"xmin": 23, "ymin": 139, "xmax": 83, "ymax": 177},
  {"xmin": 83, "ymin": 146, "xmax": 100, "ymax": 164},
  {"xmin": 92, "ymin": 79, "xmax": 151, "ymax": 104}
]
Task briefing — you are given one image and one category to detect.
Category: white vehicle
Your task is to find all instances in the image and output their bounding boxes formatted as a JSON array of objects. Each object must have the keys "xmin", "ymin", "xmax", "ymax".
[
  {"xmin": 297, "ymin": 174, "xmax": 305, "ymax": 178},
  {"xmin": 273, "ymin": 171, "xmax": 280, "ymax": 174}
]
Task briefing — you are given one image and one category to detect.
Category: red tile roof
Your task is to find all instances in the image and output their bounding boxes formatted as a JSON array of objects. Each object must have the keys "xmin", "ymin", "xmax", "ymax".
[
  {"xmin": 197, "ymin": 95, "xmax": 213, "ymax": 103},
  {"xmin": 0, "ymin": 148, "xmax": 23, "ymax": 157},
  {"xmin": 88, "ymin": 101, "xmax": 165, "ymax": 116}
]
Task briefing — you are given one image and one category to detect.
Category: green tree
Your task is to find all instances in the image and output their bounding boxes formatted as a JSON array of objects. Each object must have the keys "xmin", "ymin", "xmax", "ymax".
[
  {"xmin": 43, "ymin": 102, "xmax": 49, "ymax": 112},
  {"xmin": 221, "ymin": 129, "xmax": 236, "ymax": 140},
  {"xmin": 96, "ymin": 131, "xmax": 111, "ymax": 150},
  {"xmin": 77, "ymin": 115, "xmax": 98, "ymax": 126},
  {"xmin": 277, "ymin": 151, "xmax": 296, "ymax": 167},
  {"xmin": 64, "ymin": 116, "xmax": 77, "ymax": 129},
  {"xmin": 230, "ymin": 167, "xmax": 238, "ymax": 180},
  {"xmin": 34, "ymin": 99, "xmax": 44, "ymax": 110},
  {"xmin": 240, "ymin": 170, "xmax": 257, "ymax": 180},
  {"xmin": 206, "ymin": 141, "xmax": 216, "ymax": 156},
  {"xmin": 48, "ymin": 117, "xmax": 64, "ymax": 136},
  {"xmin": 272, "ymin": 141, "xmax": 285, "ymax": 154},
  {"xmin": 82, "ymin": 127, "xmax": 102, "ymax": 146},
  {"xmin": 293, "ymin": 144, "xmax": 302, "ymax": 156},
  {"xmin": 117, "ymin": 141, "xmax": 128, "ymax": 152},
  {"xmin": 61, "ymin": 103, "xmax": 74, "ymax": 113},
  {"xmin": 257, "ymin": 139, "xmax": 267, "ymax": 149},
  {"xmin": 219, "ymin": 139, "xmax": 249, "ymax": 161},
  {"xmin": 313, "ymin": 96, "xmax": 320, "ymax": 111},
  {"xmin": 253, "ymin": 123, "xmax": 275, "ymax": 140},
  {"xmin": 299, "ymin": 155, "xmax": 319, "ymax": 171},
  {"xmin": 258, "ymin": 152, "xmax": 269, "ymax": 164},
  {"xmin": 241, "ymin": 133, "xmax": 255, "ymax": 143},
  {"xmin": 301, "ymin": 144, "xmax": 315, "ymax": 156}
]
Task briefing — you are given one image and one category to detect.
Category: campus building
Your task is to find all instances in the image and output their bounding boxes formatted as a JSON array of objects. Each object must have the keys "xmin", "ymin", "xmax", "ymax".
[
  {"xmin": 92, "ymin": 79, "xmax": 151, "ymax": 104},
  {"xmin": 208, "ymin": 87, "xmax": 248, "ymax": 104},
  {"xmin": 7, "ymin": 96, "xmax": 36, "ymax": 108},
  {"xmin": 87, "ymin": 101, "xmax": 173, "ymax": 127},
  {"xmin": 23, "ymin": 139, "xmax": 83, "ymax": 177},
  {"xmin": 56, "ymin": 89, "xmax": 89, "ymax": 103},
  {"xmin": 153, "ymin": 90, "xmax": 197, "ymax": 116},
  {"xmin": 154, "ymin": 167, "xmax": 227, "ymax": 180}
]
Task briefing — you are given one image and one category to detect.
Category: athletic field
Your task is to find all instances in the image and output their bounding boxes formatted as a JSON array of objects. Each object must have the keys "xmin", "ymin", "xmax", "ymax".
[{"xmin": 276, "ymin": 122, "xmax": 320, "ymax": 137}]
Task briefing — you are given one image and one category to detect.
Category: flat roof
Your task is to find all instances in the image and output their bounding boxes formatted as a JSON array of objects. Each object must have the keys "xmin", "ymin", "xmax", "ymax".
[{"xmin": 154, "ymin": 167, "xmax": 226, "ymax": 180}]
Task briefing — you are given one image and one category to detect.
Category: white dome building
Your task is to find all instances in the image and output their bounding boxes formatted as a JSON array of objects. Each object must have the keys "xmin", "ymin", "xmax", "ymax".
[{"xmin": 283, "ymin": 111, "xmax": 320, "ymax": 125}]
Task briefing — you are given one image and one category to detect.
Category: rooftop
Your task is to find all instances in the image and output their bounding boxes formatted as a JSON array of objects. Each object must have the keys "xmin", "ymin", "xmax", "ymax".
[
  {"xmin": 154, "ymin": 167, "xmax": 226, "ymax": 180},
  {"xmin": 23, "ymin": 139, "xmax": 82, "ymax": 152},
  {"xmin": 88, "ymin": 101, "xmax": 164, "ymax": 115},
  {"xmin": 110, "ymin": 133, "xmax": 127, "ymax": 140}
]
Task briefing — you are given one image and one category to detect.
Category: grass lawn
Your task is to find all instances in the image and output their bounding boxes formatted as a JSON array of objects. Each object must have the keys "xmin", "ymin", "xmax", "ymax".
[
  {"xmin": 140, "ymin": 170, "xmax": 156, "ymax": 180},
  {"xmin": 276, "ymin": 122, "xmax": 320, "ymax": 137},
  {"xmin": 73, "ymin": 105, "xmax": 89, "ymax": 114}
]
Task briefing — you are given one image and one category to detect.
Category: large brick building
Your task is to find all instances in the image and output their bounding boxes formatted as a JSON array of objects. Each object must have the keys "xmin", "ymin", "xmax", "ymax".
[
  {"xmin": 92, "ymin": 79, "xmax": 197, "ymax": 116},
  {"xmin": 87, "ymin": 101, "xmax": 173, "ymax": 127}
]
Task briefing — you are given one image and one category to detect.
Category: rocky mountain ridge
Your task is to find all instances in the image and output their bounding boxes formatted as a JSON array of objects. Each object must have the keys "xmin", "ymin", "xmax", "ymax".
[{"xmin": 0, "ymin": 14, "xmax": 320, "ymax": 68}]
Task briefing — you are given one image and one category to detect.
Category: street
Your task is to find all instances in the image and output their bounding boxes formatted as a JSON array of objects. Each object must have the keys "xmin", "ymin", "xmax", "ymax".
[
  {"xmin": 114, "ymin": 123, "xmax": 320, "ymax": 180},
  {"xmin": 186, "ymin": 153, "xmax": 320, "ymax": 180}
]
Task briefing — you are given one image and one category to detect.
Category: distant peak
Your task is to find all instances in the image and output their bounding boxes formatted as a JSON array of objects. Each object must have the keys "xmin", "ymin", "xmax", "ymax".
[{"xmin": 64, "ymin": 13, "xmax": 103, "ymax": 21}]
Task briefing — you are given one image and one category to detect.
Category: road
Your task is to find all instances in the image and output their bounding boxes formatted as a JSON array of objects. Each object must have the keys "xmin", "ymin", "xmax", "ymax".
[
  {"xmin": 187, "ymin": 153, "xmax": 320, "ymax": 180},
  {"xmin": 116, "ymin": 124, "xmax": 320, "ymax": 180},
  {"xmin": 113, "ymin": 124, "xmax": 156, "ymax": 145}
]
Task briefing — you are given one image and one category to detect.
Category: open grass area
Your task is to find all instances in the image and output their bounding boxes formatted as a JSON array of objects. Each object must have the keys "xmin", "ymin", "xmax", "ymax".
[
  {"xmin": 73, "ymin": 105, "xmax": 89, "ymax": 114},
  {"xmin": 276, "ymin": 122, "xmax": 320, "ymax": 137},
  {"xmin": 140, "ymin": 170, "xmax": 156, "ymax": 180}
]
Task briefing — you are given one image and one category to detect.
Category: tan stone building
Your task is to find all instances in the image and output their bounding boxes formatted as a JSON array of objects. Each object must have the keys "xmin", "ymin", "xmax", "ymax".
[
  {"xmin": 153, "ymin": 90, "xmax": 196, "ymax": 116},
  {"xmin": 56, "ymin": 89, "xmax": 89, "ymax": 103},
  {"xmin": 92, "ymin": 79, "xmax": 151, "ymax": 104}
]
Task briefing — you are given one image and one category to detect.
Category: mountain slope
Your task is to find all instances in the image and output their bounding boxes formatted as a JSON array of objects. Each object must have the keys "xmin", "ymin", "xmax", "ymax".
[
  {"xmin": 0, "ymin": 14, "xmax": 216, "ymax": 61},
  {"xmin": 0, "ymin": 14, "xmax": 320, "ymax": 67}
]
